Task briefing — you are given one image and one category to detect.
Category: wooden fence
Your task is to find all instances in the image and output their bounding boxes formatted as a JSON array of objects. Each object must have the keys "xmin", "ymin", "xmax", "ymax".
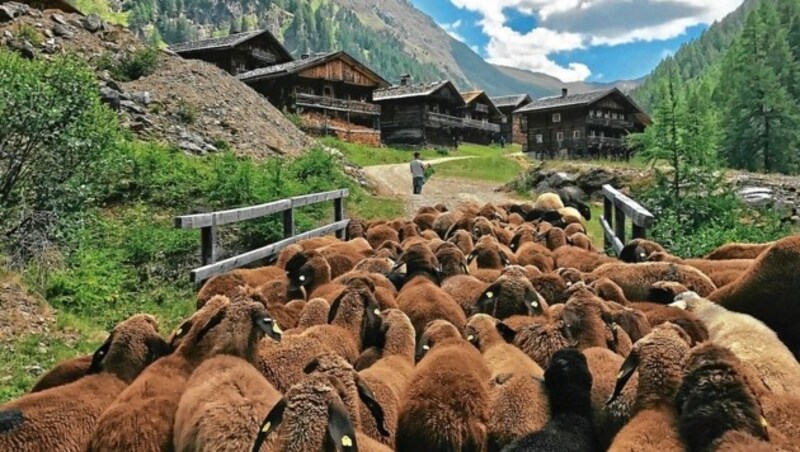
[
  {"xmin": 175, "ymin": 189, "xmax": 349, "ymax": 283},
  {"xmin": 600, "ymin": 184, "xmax": 655, "ymax": 256}
]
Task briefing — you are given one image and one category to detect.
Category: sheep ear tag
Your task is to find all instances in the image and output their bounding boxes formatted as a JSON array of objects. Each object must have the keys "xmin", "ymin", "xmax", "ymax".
[
  {"xmin": 169, "ymin": 319, "xmax": 192, "ymax": 348},
  {"xmin": 89, "ymin": 333, "xmax": 114, "ymax": 374},
  {"xmin": 252, "ymin": 398, "xmax": 286, "ymax": 452},
  {"xmin": 256, "ymin": 317, "xmax": 282, "ymax": 342},
  {"xmin": 524, "ymin": 290, "xmax": 544, "ymax": 315},
  {"xmin": 607, "ymin": 352, "xmax": 639, "ymax": 405},
  {"xmin": 356, "ymin": 376, "xmax": 390, "ymax": 436},
  {"xmin": 327, "ymin": 400, "xmax": 359, "ymax": 451}
]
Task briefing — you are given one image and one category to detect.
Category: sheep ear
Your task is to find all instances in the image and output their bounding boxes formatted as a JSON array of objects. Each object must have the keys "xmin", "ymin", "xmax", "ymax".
[
  {"xmin": 169, "ymin": 319, "xmax": 193, "ymax": 348},
  {"xmin": 253, "ymin": 398, "xmax": 287, "ymax": 452},
  {"xmin": 478, "ymin": 283, "xmax": 502, "ymax": 314},
  {"xmin": 355, "ymin": 376, "xmax": 390, "ymax": 436},
  {"xmin": 559, "ymin": 309, "xmax": 581, "ymax": 346},
  {"xmin": 327, "ymin": 399, "xmax": 359, "ymax": 452},
  {"xmin": 328, "ymin": 291, "xmax": 348, "ymax": 324},
  {"xmin": 194, "ymin": 309, "xmax": 227, "ymax": 346},
  {"xmin": 145, "ymin": 336, "xmax": 171, "ymax": 364},
  {"xmin": 303, "ymin": 357, "xmax": 321, "ymax": 374},
  {"xmin": 415, "ymin": 337, "xmax": 430, "ymax": 363},
  {"xmin": 256, "ymin": 317, "xmax": 283, "ymax": 342},
  {"xmin": 88, "ymin": 333, "xmax": 114, "ymax": 374},
  {"xmin": 466, "ymin": 250, "xmax": 477, "ymax": 266},
  {"xmin": 496, "ymin": 323, "xmax": 517, "ymax": 343},
  {"xmin": 607, "ymin": 352, "xmax": 639, "ymax": 405},
  {"xmin": 509, "ymin": 234, "xmax": 521, "ymax": 251},
  {"xmin": 498, "ymin": 250, "xmax": 511, "ymax": 267},
  {"xmin": 524, "ymin": 289, "xmax": 545, "ymax": 315}
]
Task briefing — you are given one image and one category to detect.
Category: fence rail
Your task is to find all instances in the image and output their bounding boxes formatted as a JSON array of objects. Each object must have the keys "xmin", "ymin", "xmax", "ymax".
[
  {"xmin": 600, "ymin": 184, "xmax": 655, "ymax": 256},
  {"xmin": 176, "ymin": 189, "xmax": 349, "ymax": 283}
]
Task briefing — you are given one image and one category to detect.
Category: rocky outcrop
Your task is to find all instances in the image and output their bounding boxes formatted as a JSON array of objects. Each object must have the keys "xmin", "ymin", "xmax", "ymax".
[
  {"xmin": 500, "ymin": 161, "xmax": 649, "ymax": 199},
  {"xmin": 0, "ymin": 7, "xmax": 313, "ymax": 158}
]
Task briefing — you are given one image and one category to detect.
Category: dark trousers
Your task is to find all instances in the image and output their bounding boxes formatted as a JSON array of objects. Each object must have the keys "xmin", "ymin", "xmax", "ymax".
[{"xmin": 413, "ymin": 176, "xmax": 424, "ymax": 194}]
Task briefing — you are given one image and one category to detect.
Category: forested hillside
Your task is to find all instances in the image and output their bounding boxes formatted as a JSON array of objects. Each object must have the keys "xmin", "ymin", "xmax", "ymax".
[{"xmin": 632, "ymin": 0, "xmax": 800, "ymax": 175}]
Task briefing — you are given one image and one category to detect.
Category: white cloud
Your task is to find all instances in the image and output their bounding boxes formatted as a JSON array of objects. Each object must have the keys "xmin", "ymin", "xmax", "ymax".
[
  {"xmin": 449, "ymin": 0, "xmax": 745, "ymax": 81},
  {"xmin": 439, "ymin": 19, "xmax": 467, "ymax": 43}
]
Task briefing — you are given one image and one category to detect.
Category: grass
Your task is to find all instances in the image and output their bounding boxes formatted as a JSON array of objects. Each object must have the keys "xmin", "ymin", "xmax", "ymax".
[
  {"xmin": 434, "ymin": 155, "xmax": 523, "ymax": 183},
  {"xmin": 348, "ymin": 193, "xmax": 405, "ymax": 220},
  {"xmin": 74, "ymin": 0, "xmax": 129, "ymax": 25}
]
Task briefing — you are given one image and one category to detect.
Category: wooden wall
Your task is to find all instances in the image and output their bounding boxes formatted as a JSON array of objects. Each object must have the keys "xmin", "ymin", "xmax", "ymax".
[{"xmin": 299, "ymin": 58, "xmax": 381, "ymax": 87}]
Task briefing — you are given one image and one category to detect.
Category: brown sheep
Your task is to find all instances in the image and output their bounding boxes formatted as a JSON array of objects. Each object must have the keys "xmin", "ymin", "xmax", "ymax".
[
  {"xmin": 29, "ymin": 355, "xmax": 92, "ymax": 393},
  {"xmin": 475, "ymin": 267, "xmax": 548, "ymax": 319},
  {"xmin": 530, "ymin": 272, "xmax": 570, "ymax": 305},
  {"xmin": 591, "ymin": 262, "xmax": 717, "ymax": 301},
  {"xmin": 0, "ymin": 315, "xmax": 169, "ymax": 452},
  {"xmin": 565, "ymin": 222, "xmax": 587, "ymax": 237},
  {"xmin": 285, "ymin": 249, "xmax": 333, "ymax": 300},
  {"xmin": 619, "ymin": 238, "xmax": 667, "ymax": 263},
  {"xmin": 633, "ymin": 301, "xmax": 709, "ymax": 345},
  {"xmin": 396, "ymin": 320, "xmax": 491, "ymax": 452},
  {"xmin": 173, "ymin": 354, "xmax": 282, "ymax": 452},
  {"xmin": 567, "ymin": 232, "xmax": 595, "ymax": 251},
  {"xmin": 607, "ymin": 324, "xmax": 692, "ymax": 452},
  {"xmin": 535, "ymin": 227, "xmax": 568, "ymax": 251},
  {"xmin": 499, "ymin": 317, "xmax": 571, "ymax": 369},
  {"xmin": 554, "ymin": 246, "xmax": 616, "ymax": 272},
  {"xmin": 705, "ymin": 241, "xmax": 774, "ymax": 260},
  {"xmin": 345, "ymin": 218, "xmax": 368, "ymax": 240},
  {"xmin": 707, "ymin": 235, "xmax": 800, "ymax": 354},
  {"xmin": 434, "ymin": 242, "xmax": 470, "ymax": 280},
  {"xmin": 515, "ymin": 241, "xmax": 556, "ymax": 273},
  {"xmin": 442, "ymin": 274, "xmax": 489, "ymax": 315},
  {"xmin": 286, "ymin": 297, "xmax": 330, "ymax": 334},
  {"xmin": 583, "ymin": 347, "xmax": 638, "ymax": 450},
  {"xmin": 196, "ymin": 266, "xmax": 287, "ymax": 308},
  {"xmin": 88, "ymin": 298, "xmax": 278, "ymax": 452},
  {"xmin": 413, "ymin": 212, "xmax": 438, "ymax": 232},
  {"xmin": 465, "ymin": 314, "xmax": 549, "ymax": 451},
  {"xmin": 253, "ymin": 373, "xmax": 390, "ymax": 452},
  {"xmin": 367, "ymin": 224, "xmax": 401, "ymax": 250},
  {"xmin": 468, "ymin": 235, "xmax": 513, "ymax": 270},
  {"xmin": 449, "ymin": 229, "xmax": 475, "ymax": 256},
  {"xmin": 433, "ymin": 210, "xmax": 461, "ymax": 239}
]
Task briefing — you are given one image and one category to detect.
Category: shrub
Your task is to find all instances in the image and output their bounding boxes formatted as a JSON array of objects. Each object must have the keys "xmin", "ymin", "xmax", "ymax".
[
  {"xmin": 97, "ymin": 46, "xmax": 159, "ymax": 82},
  {"xmin": 176, "ymin": 100, "xmax": 197, "ymax": 124},
  {"xmin": 0, "ymin": 50, "xmax": 120, "ymax": 255},
  {"xmin": 14, "ymin": 24, "xmax": 42, "ymax": 46}
]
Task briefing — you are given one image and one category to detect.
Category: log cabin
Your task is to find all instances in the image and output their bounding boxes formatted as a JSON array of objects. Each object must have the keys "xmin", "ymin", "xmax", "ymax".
[
  {"xmin": 491, "ymin": 94, "xmax": 532, "ymax": 145},
  {"xmin": 460, "ymin": 90, "xmax": 504, "ymax": 145},
  {"xmin": 516, "ymin": 88, "xmax": 651, "ymax": 160},
  {"xmin": 237, "ymin": 51, "xmax": 390, "ymax": 143},
  {"xmin": 373, "ymin": 78, "xmax": 467, "ymax": 147},
  {"xmin": 169, "ymin": 29, "xmax": 293, "ymax": 76}
]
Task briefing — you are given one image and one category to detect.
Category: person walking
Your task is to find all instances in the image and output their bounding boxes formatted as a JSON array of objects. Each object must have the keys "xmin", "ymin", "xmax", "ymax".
[{"xmin": 410, "ymin": 152, "xmax": 429, "ymax": 195}]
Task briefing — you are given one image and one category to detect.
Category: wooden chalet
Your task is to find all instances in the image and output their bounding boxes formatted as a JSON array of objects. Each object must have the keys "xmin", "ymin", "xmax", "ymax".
[
  {"xmin": 460, "ymin": 91, "xmax": 504, "ymax": 145},
  {"xmin": 516, "ymin": 88, "xmax": 651, "ymax": 160},
  {"xmin": 238, "ymin": 51, "xmax": 389, "ymax": 142},
  {"xmin": 373, "ymin": 79, "xmax": 467, "ymax": 147},
  {"xmin": 491, "ymin": 94, "xmax": 532, "ymax": 145},
  {"xmin": 169, "ymin": 29, "xmax": 293, "ymax": 76}
]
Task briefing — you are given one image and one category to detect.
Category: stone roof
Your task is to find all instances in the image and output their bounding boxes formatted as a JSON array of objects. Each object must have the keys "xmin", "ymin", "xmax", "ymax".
[
  {"xmin": 461, "ymin": 90, "xmax": 484, "ymax": 104},
  {"xmin": 515, "ymin": 89, "xmax": 615, "ymax": 114},
  {"xmin": 169, "ymin": 30, "xmax": 291, "ymax": 60},
  {"xmin": 373, "ymin": 80, "xmax": 457, "ymax": 102},
  {"xmin": 237, "ymin": 51, "xmax": 389, "ymax": 86},
  {"xmin": 491, "ymin": 94, "xmax": 532, "ymax": 109}
]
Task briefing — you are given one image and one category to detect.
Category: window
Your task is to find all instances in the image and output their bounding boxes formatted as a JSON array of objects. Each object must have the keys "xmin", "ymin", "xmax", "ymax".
[
  {"xmin": 556, "ymin": 131, "xmax": 564, "ymax": 141},
  {"xmin": 589, "ymin": 110, "xmax": 594, "ymax": 117},
  {"xmin": 552, "ymin": 113, "xmax": 561, "ymax": 123},
  {"xmin": 535, "ymin": 134, "xmax": 544, "ymax": 144},
  {"xmin": 600, "ymin": 131, "xmax": 605, "ymax": 138},
  {"xmin": 323, "ymin": 85, "xmax": 334, "ymax": 97},
  {"xmin": 589, "ymin": 130, "xmax": 596, "ymax": 138},
  {"xmin": 573, "ymin": 130, "xmax": 580, "ymax": 139}
]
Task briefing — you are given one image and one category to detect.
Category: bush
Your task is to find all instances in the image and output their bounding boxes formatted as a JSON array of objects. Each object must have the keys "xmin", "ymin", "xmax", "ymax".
[
  {"xmin": 176, "ymin": 100, "xmax": 197, "ymax": 124},
  {"xmin": 15, "ymin": 24, "xmax": 42, "ymax": 46},
  {"xmin": 97, "ymin": 46, "xmax": 159, "ymax": 82},
  {"xmin": 0, "ymin": 50, "xmax": 120, "ymax": 254}
]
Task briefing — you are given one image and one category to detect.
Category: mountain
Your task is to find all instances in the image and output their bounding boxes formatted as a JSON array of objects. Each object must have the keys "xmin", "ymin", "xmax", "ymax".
[
  {"xmin": 493, "ymin": 65, "xmax": 643, "ymax": 95},
  {"xmin": 632, "ymin": 0, "xmax": 760, "ymax": 111},
  {"xmin": 112, "ymin": 0, "xmax": 613, "ymax": 97}
]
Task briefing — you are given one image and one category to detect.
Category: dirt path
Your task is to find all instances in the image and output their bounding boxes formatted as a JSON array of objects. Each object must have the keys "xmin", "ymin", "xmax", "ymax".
[{"xmin": 363, "ymin": 157, "xmax": 522, "ymax": 216}]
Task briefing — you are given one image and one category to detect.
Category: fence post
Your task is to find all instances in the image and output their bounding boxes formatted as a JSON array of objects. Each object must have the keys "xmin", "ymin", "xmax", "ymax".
[
  {"xmin": 614, "ymin": 204, "xmax": 626, "ymax": 247},
  {"xmin": 603, "ymin": 194, "xmax": 613, "ymax": 251},
  {"xmin": 334, "ymin": 196, "xmax": 345, "ymax": 239},
  {"xmin": 200, "ymin": 225, "xmax": 216, "ymax": 266},
  {"xmin": 632, "ymin": 223, "xmax": 647, "ymax": 240},
  {"xmin": 283, "ymin": 207, "xmax": 295, "ymax": 239}
]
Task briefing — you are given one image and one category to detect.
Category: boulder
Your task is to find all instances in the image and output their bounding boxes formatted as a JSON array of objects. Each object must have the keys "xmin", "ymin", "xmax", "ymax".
[
  {"xmin": 0, "ymin": 2, "xmax": 29, "ymax": 22},
  {"xmin": 53, "ymin": 24, "xmax": 74, "ymax": 38},
  {"xmin": 51, "ymin": 14, "xmax": 68, "ymax": 25},
  {"xmin": 545, "ymin": 171, "xmax": 576, "ymax": 188},
  {"xmin": 577, "ymin": 168, "xmax": 618, "ymax": 192},
  {"xmin": 81, "ymin": 14, "xmax": 103, "ymax": 32},
  {"xmin": 738, "ymin": 187, "xmax": 774, "ymax": 209}
]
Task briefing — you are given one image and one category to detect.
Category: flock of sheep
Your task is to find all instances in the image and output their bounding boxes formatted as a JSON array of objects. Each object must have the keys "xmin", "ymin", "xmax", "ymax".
[{"xmin": 1, "ymin": 192, "xmax": 799, "ymax": 452}]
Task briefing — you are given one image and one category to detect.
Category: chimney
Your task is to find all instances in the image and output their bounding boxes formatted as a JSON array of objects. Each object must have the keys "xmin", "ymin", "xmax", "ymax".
[
  {"xmin": 561, "ymin": 88, "xmax": 568, "ymax": 98},
  {"xmin": 301, "ymin": 53, "xmax": 310, "ymax": 60},
  {"xmin": 400, "ymin": 74, "xmax": 412, "ymax": 86}
]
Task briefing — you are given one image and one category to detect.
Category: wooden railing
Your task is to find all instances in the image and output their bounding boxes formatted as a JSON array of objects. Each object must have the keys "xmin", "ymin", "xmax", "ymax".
[
  {"xmin": 176, "ymin": 189, "xmax": 349, "ymax": 283},
  {"xmin": 295, "ymin": 93, "xmax": 380, "ymax": 116},
  {"xmin": 600, "ymin": 185, "xmax": 655, "ymax": 256},
  {"xmin": 586, "ymin": 116, "xmax": 635, "ymax": 129},
  {"xmin": 463, "ymin": 118, "xmax": 501, "ymax": 133},
  {"xmin": 426, "ymin": 111, "xmax": 464, "ymax": 129}
]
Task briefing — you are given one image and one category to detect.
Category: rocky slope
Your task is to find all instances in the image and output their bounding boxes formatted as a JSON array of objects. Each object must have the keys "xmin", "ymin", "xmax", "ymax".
[{"xmin": 0, "ymin": 2, "xmax": 312, "ymax": 158}]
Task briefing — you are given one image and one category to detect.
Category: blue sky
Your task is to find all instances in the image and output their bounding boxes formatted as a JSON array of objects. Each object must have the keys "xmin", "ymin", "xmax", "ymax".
[{"xmin": 410, "ymin": 0, "xmax": 745, "ymax": 83}]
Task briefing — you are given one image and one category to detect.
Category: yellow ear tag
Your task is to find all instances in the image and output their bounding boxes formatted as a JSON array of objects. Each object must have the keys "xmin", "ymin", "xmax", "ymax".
[
  {"xmin": 175, "ymin": 328, "xmax": 183, "ymax": 337},
  {"xmin": 761, "ymin": 417, "xmax": 769, "ymax": 428},
  {"xmin": 341, "ymin": 435, "xmax": 353, "ymax": 447},
  {"xmin": 423, "ymin": 344, "xmax": 430, "ymax": 350},
  {"xmin": 299, "ymin": 275, "xmax": 306, "ymax": 282},
  {"xmin": 467, "ymin": 335, "xmax": 475, "ymax": 341},
  {"xmin": 531, "ymin": 301, "xmax": 539, "ymax": 308},
  {"xmin": 261, "ymin": 421, "xmax": 271, "ymax": 433},
  {"xmin": 486, "ymin": 292, "xmax": 494, "ymax": 299},
  {"xmin": 616, "ymin": 370, "xmax": 625, "ymax": 380},
  {"xmin": 374, "ymin": 308, "xmax": 381, "ymax": 315},
  {"xmin": 272, "ymin": 323, "xmax": 283, "ymax": 335}
]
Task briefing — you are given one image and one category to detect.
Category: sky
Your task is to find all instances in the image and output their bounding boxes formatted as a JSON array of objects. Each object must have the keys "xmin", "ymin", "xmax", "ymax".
[{"xmin": 410, "ymin": 0, "xmax": 746, "ymax": 83}]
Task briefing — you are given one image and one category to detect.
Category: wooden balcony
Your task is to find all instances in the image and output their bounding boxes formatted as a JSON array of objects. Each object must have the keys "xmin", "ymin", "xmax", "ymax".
[
  {"xmin": 463, "ymin": 118, "xmax": 500, "ymax": 133},
  {"xmin": 426, "ymin": 111, "xmax": 464, "ymax": 129},
  {"xmin": 295, "ymin": 93, "xmax": 381, "ymax": 116},
  {"xmin": 586, "ymin": 136, "xmax": 626, "ymax": 147},
  {"xmin": 586, "ymin": 116, "xmax": 635, "ymax": 129}
]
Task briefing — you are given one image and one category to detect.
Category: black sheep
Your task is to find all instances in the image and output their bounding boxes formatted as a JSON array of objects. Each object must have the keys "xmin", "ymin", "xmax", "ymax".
[{"xmin": 502, "ymin": 348, "xmax": 598, "ymax": 452}]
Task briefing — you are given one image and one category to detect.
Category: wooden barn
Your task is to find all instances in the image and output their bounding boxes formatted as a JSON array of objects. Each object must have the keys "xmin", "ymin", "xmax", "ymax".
[
  {"xmin": 516, "ymin": 88, "xmax": 651, "ymax": 160},
  {"xmin": 460, "ymin": 90, "xmax": 504, "ymax": 145},
  {"xmin": 491, "ymin": 94, "xmax": 532, "ymax": 145},
  {"xmin": 237, "ymin": 51, "xmax": 389, "ymax": 143},
  {"xmin": 169, "ymin": 29, "xmax": 293, "ymax": 76}
]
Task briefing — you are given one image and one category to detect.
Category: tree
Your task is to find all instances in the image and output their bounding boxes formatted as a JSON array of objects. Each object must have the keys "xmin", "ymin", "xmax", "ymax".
[{"xmin": 0, "ymin": 51, "xmax": 119, "ymax": 240}]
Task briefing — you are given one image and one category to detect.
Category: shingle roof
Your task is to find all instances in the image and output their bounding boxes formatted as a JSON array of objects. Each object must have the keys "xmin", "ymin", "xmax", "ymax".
[
  {"xmin": 169, "ymin": 30, "xmax": 292, "ymax": 62},
  {"xmin": 461, "ymin": 90, "xmax": 484, "ymax": 104},
  {"xmin": 373, "ymin": 81, "xmax": 458, "ymax": 102},
  {"xmin": 514, "ymin": 89, "xmax": 615, "ymax": 114},
  {"xmin": 491, "ymin": 94, "xmax": 532, "ymax": 109},
  {"xmin": 237, "ymin": 51, "xmax": 389, "ymax": 87}
]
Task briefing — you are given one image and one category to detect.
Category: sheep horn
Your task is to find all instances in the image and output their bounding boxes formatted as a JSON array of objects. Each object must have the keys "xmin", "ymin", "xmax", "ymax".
[{"xmin": 607, "ymin": 352, "xmax": 639, "ymax": 405}]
